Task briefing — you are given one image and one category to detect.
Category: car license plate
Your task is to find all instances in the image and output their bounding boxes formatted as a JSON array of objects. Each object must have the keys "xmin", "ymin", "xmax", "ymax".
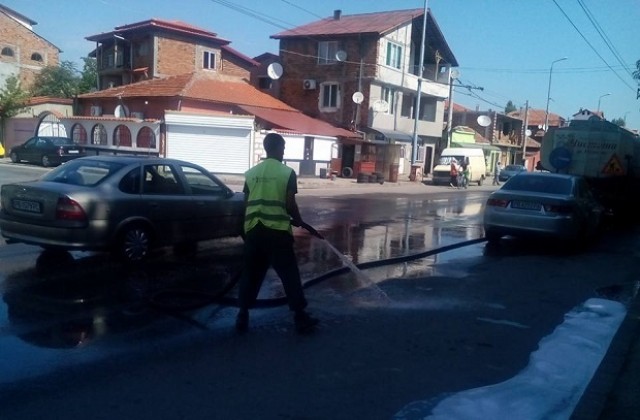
[
  {"xmin": 12, "ymin": 199, "xmax": 42, "ymax": 213},
  {"xmin": 511, "ymin": 200, "xmax": 541, "ymax": 210},
  {"xmin": 68, "ymin": 150, "xmax": 80, "ymax": 154}
]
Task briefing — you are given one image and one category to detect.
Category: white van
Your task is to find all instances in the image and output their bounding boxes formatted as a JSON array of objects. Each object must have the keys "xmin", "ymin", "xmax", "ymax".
[{"xmin": 432, "ymin": 147, "xmax": 487, "ymax": 186}]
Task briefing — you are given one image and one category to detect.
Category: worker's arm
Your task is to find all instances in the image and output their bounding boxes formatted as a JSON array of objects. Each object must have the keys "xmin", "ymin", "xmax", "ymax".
[{"xmin": 285, "ymin": 171, "xmax": 303, "ymax": 225}]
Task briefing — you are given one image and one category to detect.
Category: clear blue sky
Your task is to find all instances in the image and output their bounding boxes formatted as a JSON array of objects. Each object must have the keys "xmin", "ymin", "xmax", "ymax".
[{"xmin": 4, "ymin": 0, "xmax": 640, "ymax": 129}]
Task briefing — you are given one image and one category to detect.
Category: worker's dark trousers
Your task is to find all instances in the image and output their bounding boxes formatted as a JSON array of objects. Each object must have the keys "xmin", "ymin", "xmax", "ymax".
[{"xmin": 238, "ymin": 224, "xmax": 307, "ymax": 312}]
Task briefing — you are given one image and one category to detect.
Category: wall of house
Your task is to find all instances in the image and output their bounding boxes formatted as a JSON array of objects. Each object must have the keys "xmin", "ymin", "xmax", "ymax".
[
  {"xmin": 277, "ymin": 35, "xmax": 378, "ymax": 130},
  {"xmin": 156, "ymin": 36, "xmax": 199, "ymax": 76},
  {"xmin": 221, "ymin": 54, "xmax": 251, "ymax": 79},
  {"xmin": 0, "ymin": 12, "xmax": 59, "ymax": 90}
]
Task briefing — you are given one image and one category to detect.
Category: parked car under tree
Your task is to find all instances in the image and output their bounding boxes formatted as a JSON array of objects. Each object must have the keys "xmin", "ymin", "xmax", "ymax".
[{"xmin": 0, "ymin": 156, "xmax": 245, "ymax": 262}]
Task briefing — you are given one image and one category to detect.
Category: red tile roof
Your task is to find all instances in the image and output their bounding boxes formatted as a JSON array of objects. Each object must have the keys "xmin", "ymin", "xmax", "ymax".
[
  {"xmin": 79, "ymin": 72, "xmax": 296, "ymax": 110},
  {"xmin": 272, "ymin": 9, "xmax": 424, "ymax": 38},
  {"xmin": 508, "ymin": 109, "xmax": 565, "ymax": 127},
  {"xmin": 86, "ymin": 18, "xmax": 229, "ymax": 44},
  {"xmin": 239, "ymin": 105, "xmax": 357, "ymax": 138},
  {"xmin": 78, "ymin": 73, "xmax": 357, "ymax": 138}
]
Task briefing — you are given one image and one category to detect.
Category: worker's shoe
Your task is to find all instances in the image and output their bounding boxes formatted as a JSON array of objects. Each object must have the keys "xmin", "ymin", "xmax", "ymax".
[
  {"xmin": 235, "ymin": 309, "xmax": 249, "ymax": 333},
  {"xmin": 294, "ymin": 311, "xmax": 319, "ymax": 334}
]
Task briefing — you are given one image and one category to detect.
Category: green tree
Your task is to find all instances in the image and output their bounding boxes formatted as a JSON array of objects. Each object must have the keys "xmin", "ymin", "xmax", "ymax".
[
  {"xmin": 504, "ymin": 100, "xmax": 517, "ymax": 114},
  {"xmin": 610, "ymin": 117, "xmax": 626, "ymax": 127},
  {"xmin": 0, "ymin": 76, "xmax": 30, "ymax": 146},
  {"xmin": 634, "ymin": 59, "xmax": 640, "ymax": 81},
  {"xmin": 77, "ymin": 57, "xmax": 97, "ymax": 94},
  {"xmin": 31, "ymin": 60, "xmax": 80, "ymax": 98}
]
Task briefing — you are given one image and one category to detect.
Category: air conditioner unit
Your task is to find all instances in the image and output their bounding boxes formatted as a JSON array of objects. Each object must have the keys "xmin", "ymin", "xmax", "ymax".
[
  {"xmin": 303, "ymin": 79, "xmax": 316, "ymax": 90},
  {"xmin": 90, "ymin": 106, "xmax": 102, "ymax": 116}
]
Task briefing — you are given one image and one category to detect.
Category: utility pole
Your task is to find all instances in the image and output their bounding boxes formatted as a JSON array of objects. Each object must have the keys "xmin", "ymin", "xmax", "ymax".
[
  {"xmin": 521, "ymin": 100, "xmax": 529, "ymax": 167},
  {"xmin": 411, "ymin": 0, "xmax": 428, "ymax": 165},
  {"xmin": 447, "ymin": 82, "xmax": 484, "ymax": 148}
]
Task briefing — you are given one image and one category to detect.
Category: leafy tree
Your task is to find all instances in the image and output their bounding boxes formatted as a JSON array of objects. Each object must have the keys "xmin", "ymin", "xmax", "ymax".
[
  {"xmin": 610, "ymin": 117, "xmax": 626, "ymax": 127},
  {"xmin": 0, "ymin": 76, "xmax": 30, "ymax": 146},
  {"xmin": 634, "ymin": 59, "xmax": 640, "ymax": 82},
  {"xmin": 504, "ymin": 100, "xmax": 517, "ymax": 114},
  {"xmin": 77, "ymin": 57, "xmax": 97, "ymax": 94},
  {"xmin": 31, "ymin": 60, "xmax": 81, "ymax": 98}
]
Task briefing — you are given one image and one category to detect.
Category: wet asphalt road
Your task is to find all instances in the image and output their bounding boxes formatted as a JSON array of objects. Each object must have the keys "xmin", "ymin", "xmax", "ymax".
[{"xmin": 0, "ymin": 163, "xmax": 638, "ymax": 419}]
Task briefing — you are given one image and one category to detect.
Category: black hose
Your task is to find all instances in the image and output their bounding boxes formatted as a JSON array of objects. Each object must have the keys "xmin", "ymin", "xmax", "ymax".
[{"xmin": 148, "ymin": 237, "xmax": 487, "ymax": 311}]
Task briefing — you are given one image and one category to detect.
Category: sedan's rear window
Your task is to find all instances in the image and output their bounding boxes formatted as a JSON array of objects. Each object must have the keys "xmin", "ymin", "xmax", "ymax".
[
  {"xmin": 503, "ymin": 175, "xmax": 572, "ymax": 195},
  {"xmin": 43, "ymin": 160, "xmax": 125, "ymax": 186}
]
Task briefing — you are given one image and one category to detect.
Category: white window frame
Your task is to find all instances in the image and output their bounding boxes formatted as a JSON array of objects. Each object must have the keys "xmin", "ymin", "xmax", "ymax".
[
  {"xmin": 318, "ymin": 41, "xmax": 339, "ymax": 65},
  {"xmin": 382, "ymin": 87, "xmax": 396, "ymax": 115},
  {"xmin": 319, "ymin": 82, "xmax": 340, "ymax": 111},
  {"xmin": 203, "ymin": 50, "xmax": 217, "ymax": 70},
  {"xmin": 386, "ymin": 41, "xmax": 403, "ymax": 70}
]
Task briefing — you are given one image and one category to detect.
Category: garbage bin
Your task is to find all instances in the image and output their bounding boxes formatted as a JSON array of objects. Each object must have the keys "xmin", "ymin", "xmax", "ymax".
[
  {"xmin": 319, "ymin": 168, "xmax": 327, "ymax": 179},
  {"xmin": 389, "ymin": 164, "xmax": 399, "ymax": 183}
]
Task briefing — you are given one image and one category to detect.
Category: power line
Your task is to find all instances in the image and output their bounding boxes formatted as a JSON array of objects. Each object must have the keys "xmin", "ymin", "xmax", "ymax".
[
  {"xmin": 279, "ymin": 0, "xmax": 324, "ymax": 19},
  {"xmin": 551, "ymin": 0, "xmax": 635, "ymax": 91},
  {"xmin": 575, "ymin": 0, "xmax": 635, "ymax": 80}
]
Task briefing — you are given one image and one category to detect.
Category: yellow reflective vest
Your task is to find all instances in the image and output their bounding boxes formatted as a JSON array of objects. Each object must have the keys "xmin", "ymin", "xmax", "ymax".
[{"xmin": 244, "ymin": 158, "xmax": 294, "ymax": 234}]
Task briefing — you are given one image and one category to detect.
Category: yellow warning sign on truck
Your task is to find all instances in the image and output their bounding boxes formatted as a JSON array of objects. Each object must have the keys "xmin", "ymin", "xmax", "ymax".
[{"xmin": 602, "ymin": 154, "xmax": 625, "ymax": 175}]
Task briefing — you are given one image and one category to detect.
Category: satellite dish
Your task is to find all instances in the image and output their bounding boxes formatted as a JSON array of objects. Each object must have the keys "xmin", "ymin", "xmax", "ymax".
[
  {"xmin": 451, "ymin": 69, "xmax": 460, "ymax": 79},
  {"xmin": 266, "ymin": 62, "xmax": 283, "ymax": 80},
  {"xmin": 372, "ymin": 99, "xmax": 389, "ymax": 113},
  {"xmin": 352, "ymin": 92, "xmax": 364, "ymax": 104},
  {"xmin": 335, "ymin": 50, "xmax": 347, "ymax": 62},
  {"xmin": 477, "ymin": 115, "xmax": 491, "ymax": 127},
  {"xmin": 114, "ymin": 104, "xmax": 129, "ymax": 118},
  {"xmin": 525, "ymin": 129, "xmax": 532, "ymax": 137}
]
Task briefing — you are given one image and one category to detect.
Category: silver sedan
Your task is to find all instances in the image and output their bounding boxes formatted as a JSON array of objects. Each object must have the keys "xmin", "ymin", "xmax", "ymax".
[
  {"xmin": 483, "ymin": 172, "xmax": 603, "ymax": 244},
  {"xmin": 0, "ymin": 156, "xmax": 245, "ymax": 261}
]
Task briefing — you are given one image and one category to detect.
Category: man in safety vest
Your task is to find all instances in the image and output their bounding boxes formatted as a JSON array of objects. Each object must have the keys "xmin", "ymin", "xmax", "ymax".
[{"xmin": 236, "ymin": 133, "xmax": 319, "ymax": 334}]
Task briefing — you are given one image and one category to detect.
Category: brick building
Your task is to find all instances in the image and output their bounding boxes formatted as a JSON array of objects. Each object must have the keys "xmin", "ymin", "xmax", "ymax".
[
  {"xmin": 0, "ymin": 4, "xmax": 60, "ymax": 90},
  {"xmin": 85, "ymin": 19, "xmax": 258, "ymax": 91}
]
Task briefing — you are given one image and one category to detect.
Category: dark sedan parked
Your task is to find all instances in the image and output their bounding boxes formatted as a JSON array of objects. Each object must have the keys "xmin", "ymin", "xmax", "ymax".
[
  {"xmin": 0, "ymin": 156, "xmax": 245, "ymax": 261},
  {"xmin": 9, "ymin": 136, "xmax": 85, "ymax": 167}
]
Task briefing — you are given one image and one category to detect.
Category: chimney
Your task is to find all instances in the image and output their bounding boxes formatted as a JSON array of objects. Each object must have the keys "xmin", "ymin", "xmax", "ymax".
[{"xmin": 334, "ymin": 10, "xmax": 341, "ymax": 20}]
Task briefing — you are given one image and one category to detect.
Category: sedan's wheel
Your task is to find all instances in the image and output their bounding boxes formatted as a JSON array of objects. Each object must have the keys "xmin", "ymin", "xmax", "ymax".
[
  {"xmin": 117, "ymin": 225, "xmax": 151, "ymax": 262},
  {"xmin": 41, "ymin": 155, "xmax": 51, "ymax": 167},
  {"xmin": 10, "ymin": 152, "xmax": 19, "ymax": 163}
]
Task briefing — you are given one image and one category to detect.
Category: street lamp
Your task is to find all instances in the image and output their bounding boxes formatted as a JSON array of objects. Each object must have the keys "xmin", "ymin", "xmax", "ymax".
[
  {"xmin": 544, "ymin": 57, "xmax": 567, "ymax": 132},
  {"xmin": 597, "ymin": 93, "xmax": 611, "ymax": 113}
]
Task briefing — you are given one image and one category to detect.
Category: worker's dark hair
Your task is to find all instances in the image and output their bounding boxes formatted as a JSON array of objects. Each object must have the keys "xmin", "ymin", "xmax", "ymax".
[{"xmin": 263, "ymin": 133, "xmax": 285, "ymax": 155}]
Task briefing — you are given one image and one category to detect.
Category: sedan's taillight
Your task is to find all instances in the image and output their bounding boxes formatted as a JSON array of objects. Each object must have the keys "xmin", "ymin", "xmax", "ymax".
[
  {"xmin": 544, "ymin": 204, "xmax": 573, "ymax": 214},
  {"xmin": 58, "ymin": 147, "xmax": 64, "ymax": 157},
  {"xmin": 487, "ymin": 198, "xmax": 509, "ymax": 207},
  {"xmin": 56, "ymin": 196, "xmax": 86, "ymax": 221}
]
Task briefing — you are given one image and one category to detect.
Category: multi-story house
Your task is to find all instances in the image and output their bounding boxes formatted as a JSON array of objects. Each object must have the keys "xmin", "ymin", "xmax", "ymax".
[
  {"xmin": 0, "ymin": 4, "xmax": 60, "ymax": 90},
  {"xmin": 271, "ymin": 8, "xmax": 458, "ymax": 180},
  {"xmin": 85, "ymin": 18, "xmax": 258, "ymax": 90}
]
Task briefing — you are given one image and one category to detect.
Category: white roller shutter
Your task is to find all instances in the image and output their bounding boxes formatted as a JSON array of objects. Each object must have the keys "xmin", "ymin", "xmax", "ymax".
[{"xmin": 165, "ymin": 112, "xmax": 254, "ymax": 174}]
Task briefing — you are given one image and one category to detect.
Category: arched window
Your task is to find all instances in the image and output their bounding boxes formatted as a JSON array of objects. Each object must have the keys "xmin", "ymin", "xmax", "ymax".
[
  {"xmin": 1, "ymin": 47, "xmax": 14, "ymax": 57},
  {"xmin": 91, "ymin": 124, "xmax": 108, "ymax": 145},
  {"xmin": 113, "ymin": 125, "xmax": 132, "ymax": 147},
  {"xmin": 72, "ymin": 124, "xmax": 88, "ymax": 145},
  {"xmin": 136, "ymin": 126, "xmax": 156, "ymax": 149},
  {"xmin": 31, "ymin": 52, "xmax": 43, "ymax": 62}
]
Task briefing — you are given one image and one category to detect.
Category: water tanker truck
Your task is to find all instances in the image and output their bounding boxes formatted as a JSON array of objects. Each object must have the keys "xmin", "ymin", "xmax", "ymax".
[{"xmin": 540, "ymin": 119, "xmax": 640, "ymax": 218}]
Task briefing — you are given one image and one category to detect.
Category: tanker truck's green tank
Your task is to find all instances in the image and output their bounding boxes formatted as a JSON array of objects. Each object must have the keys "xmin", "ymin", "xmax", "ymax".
[{"xmin": 540, "ymin": 119, "xmax": 640, "ymax": 218}]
